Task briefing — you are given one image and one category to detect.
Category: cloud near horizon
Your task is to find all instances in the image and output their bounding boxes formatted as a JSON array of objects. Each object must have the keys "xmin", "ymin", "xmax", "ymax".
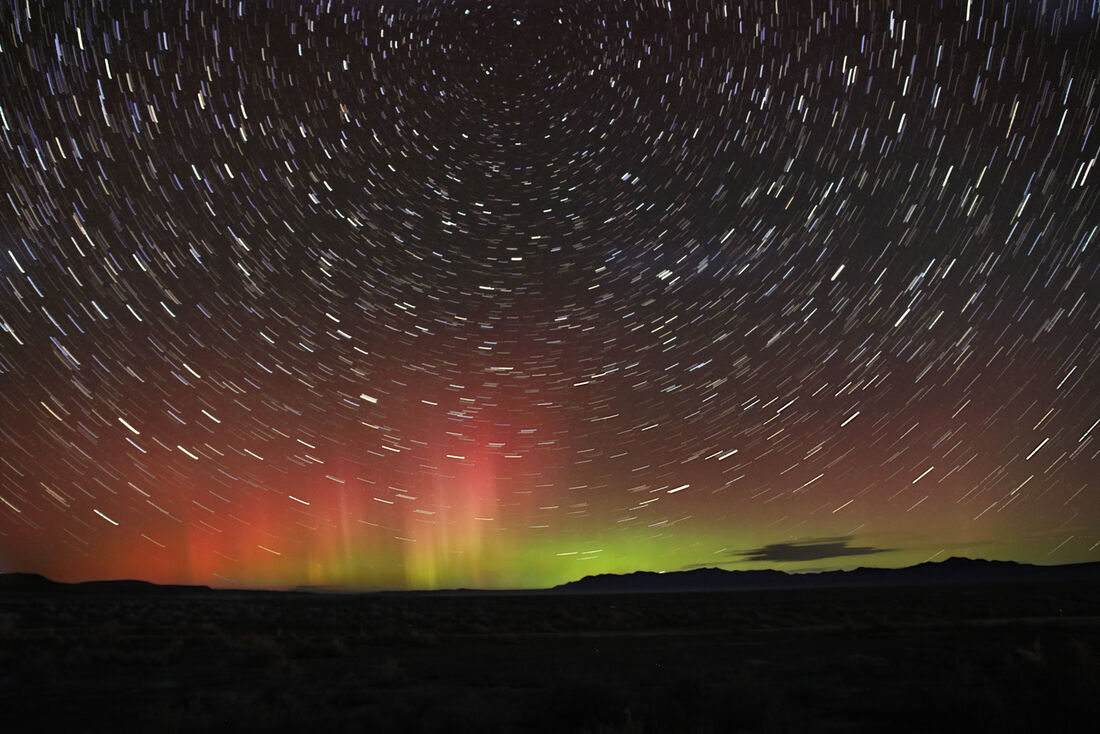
[{"xmin": 733, "ymin": 536, "xmax": 895, "ymax": 563}]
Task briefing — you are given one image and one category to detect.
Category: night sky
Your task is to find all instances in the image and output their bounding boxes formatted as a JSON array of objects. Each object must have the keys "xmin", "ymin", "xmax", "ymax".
[{"xmin": 0, "ymin": 0, "xmax": 1097, "ymax": 590}]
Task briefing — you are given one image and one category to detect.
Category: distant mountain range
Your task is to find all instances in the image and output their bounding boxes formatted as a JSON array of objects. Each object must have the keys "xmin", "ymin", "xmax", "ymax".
[
  {"xmin": 553, "ymin": 557, "xmax": 1100, "ymax": 593},
  {"xmin": 2, "ymin": 557, "xmax": 1099, "ymax": 596}
]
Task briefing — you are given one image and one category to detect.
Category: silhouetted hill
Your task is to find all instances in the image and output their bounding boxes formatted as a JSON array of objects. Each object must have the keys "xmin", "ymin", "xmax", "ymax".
[
  {"xmin": 554, "ymin": 557, "xmax": 1100, "ymax": 593},
  {"xmin": 0, "ymin": 573, "xmax": 212, "ymax": 595},
  {"xmin": 0, "ymin": 572, "xmax": 62, "ymax": 592}
]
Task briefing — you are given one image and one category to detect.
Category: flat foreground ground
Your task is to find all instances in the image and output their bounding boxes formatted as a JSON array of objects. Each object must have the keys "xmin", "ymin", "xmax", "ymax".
[{"xmin": 2, "ymin": 582, "xmax": 1099, "ymax": 733}]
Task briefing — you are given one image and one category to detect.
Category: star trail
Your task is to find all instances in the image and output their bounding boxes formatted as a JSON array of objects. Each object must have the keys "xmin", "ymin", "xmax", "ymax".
[{"xmin": 0, "ymin": 0, "xmax": 1097, "ymax": 590}]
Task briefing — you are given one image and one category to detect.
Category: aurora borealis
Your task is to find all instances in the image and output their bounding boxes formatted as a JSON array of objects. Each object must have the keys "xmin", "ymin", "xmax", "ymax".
[{"xmin": 0, "ymin": 0, "xmax": 1097, "ymax": 590}]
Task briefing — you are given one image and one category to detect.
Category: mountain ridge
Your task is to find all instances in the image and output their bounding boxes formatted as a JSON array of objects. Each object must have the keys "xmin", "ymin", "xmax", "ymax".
[
  {"xmin": 553, "ymin": 557, "xmax": 1100, "ymax": 593},
  {"xmin": 2, "ymin": 557, "xmax": 1098, "ymax": 596}
]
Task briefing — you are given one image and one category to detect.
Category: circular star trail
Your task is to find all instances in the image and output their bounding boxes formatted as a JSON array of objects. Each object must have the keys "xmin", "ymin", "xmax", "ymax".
[{"xmin": 0, "ymin": 0, "xmax": 1097, "ymax": 588}]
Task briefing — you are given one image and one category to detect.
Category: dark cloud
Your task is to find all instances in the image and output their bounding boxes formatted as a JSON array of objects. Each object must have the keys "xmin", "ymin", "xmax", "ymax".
[{"xmin": 734, "ymin": 537, "xmax": 895, "ymax": 563}]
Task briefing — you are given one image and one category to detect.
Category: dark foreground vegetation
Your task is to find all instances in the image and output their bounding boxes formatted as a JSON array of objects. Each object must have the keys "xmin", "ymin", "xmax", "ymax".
[{"xmin": 2, "ymin": 576, "xmax": 1099, "ymax": 733}]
